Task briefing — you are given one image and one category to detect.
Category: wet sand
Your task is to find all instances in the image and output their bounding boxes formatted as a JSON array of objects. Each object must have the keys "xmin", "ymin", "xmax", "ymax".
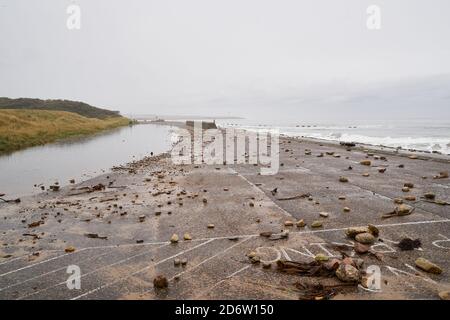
[{"xmin": 0, "ymin": 134, "xmax": 449, "ymax": 300}]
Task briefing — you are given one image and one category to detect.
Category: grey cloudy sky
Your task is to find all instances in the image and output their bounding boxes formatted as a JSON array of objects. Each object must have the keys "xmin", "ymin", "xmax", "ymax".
[{"xmin": 1, "ymin": 0, "xmax": 449, "ymax": 122}]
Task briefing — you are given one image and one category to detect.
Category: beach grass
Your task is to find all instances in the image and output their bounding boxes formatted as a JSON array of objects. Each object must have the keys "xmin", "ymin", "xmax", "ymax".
[{"xmin": 0, "ymin": 109, "xmax": 131, "ymax": 154}]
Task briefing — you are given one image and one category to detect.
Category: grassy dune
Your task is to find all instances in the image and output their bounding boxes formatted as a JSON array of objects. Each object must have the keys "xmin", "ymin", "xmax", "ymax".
[{"xmin": 0, "ymin": 109, "xmax": 131, "ymax": 154}]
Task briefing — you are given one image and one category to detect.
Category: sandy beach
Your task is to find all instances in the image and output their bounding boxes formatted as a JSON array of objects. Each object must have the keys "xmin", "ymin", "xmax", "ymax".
[{"xmin": 0, "ymin": 129, "xmax": 449, "ymax": 300}]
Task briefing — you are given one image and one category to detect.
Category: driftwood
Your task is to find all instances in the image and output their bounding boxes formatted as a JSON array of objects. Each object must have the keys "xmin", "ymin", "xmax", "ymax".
[{"xmin": 276, "ymin": 193, "xmax": 311, "ymax": 201}]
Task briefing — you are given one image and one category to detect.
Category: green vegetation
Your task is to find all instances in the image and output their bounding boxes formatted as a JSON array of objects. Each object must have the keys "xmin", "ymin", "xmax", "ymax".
[
  {"xmin": 0, "ymin": 97, "xmax": 120, "ymax": 119},
  {"xmin": 0, "ymin": 109, "xmax": 131, "ymax": 154}
]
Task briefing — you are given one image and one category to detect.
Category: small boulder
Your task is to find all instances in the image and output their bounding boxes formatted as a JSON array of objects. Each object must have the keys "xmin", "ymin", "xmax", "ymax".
[
  {"xmin": 153, "ymin": 275, "xmax": 168, "ymax": 289},
  {"xmin": 355, "ymin": 232, "xmax": 375, "ymax": 244},
  {"xmin": 415, "ymin": 258, "xmax": 442, "ymax": 274},
  {"xmin": 336, "ymin": 264, "xmax": 360, "ymax": 283}
]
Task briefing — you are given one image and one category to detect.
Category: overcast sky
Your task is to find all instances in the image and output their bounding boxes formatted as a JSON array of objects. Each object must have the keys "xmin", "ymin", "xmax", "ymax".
[{"xmin": 1, "ymin": 0, "xmax": 449, "ymax": 122}]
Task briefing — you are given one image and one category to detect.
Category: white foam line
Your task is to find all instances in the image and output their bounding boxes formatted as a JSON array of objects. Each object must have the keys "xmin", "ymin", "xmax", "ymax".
[
  {"xmin": 19, "ymin": 243, "xmax": 169, "ymax": 300},
  {"xmin": 71, "ymin": 239, "xmax": 215, "ymax": 300}
]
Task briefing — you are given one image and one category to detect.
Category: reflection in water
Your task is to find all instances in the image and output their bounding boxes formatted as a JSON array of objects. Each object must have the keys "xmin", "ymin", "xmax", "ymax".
[{"xmin": 0, "ymin": 124, "xmax": 174, "ymax": 198}]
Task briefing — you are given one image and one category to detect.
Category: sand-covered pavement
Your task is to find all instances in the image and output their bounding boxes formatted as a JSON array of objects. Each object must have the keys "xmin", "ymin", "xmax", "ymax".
[{"xmin": 0, "ymin": 136, "xmax": 449, "ymax": 300}]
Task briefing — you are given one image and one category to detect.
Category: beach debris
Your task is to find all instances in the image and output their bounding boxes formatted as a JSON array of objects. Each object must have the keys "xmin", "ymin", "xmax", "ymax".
[
  {"xmin": 360, "ymin": 160, "xmax": 371, "ymax": 166},
  {"xmin": 397, "ymin": 238, "xmax": 421, "ymax": 251},
  {"xmin": 0, "ymin": 197, "xmax": 21, "ymax": 204},
  {"xmin": 423, "ymin": 193, "xmax": 436, "ymax": 200},
  {"xmin": 339, "ymin": 177, "xmax": 349, "ymax": 183},
  {"xmin": 247, "ymin": 251, "xmax": 261, "ymax": 264},
  {"xmin": 354, "ymin": 242, "xmax": 370, "ymax": 254},
  {"xmin": 319, "ymin": 212, "xmax": 329, "ymax": 218},
  {"xmin": 311, "ymin": 221, "xmax": 323, "ymax": 228},
  {"xmin": 296, "ymin": 219, "xmax": 306, "ymax": 227},
  {"xmin": 382, "ymin": 204, "xmax": 415, "ymax": 219},
  {"xmin": 284, "ymin": 221, "xmax": 294, "ymax": 226},
  {"xmin": 170, "ymin": 234, "xmax": 179, "ymax": 243},
  {"xmin": 355, "ymin": 232, "xmax": 375, "ymax": 244},
  {"xmin": 84, "ymin": 233, "xmax": 108, "ymax": 240},
  {"xmin": 269, "ymin": 230, "xmax": 289, "ymax": 240},
  {"xmin": 415, "ymin": 258, "xmax": 442, "ymax": 274},
  {"xmin": 153, "ymin": 275, "xmax": 168, "ymax": 289},
  {"xmin": 433, "ymin": 171, "xmax": 448, "ymax": 179},
  {"xmin": 65, "ymin": 246, "xmax": 76, "ymax": 253},
  {"xmin": 315, "ymin": 254, "xmax": 329, "ymax": 262},
  {"xmin": 183, "ymin": 233, "xmax": 192, "ymax": 241},
  {"xmin": 335, "ymin": 264, "xmax": 360, "ymax": 283},
  {"xmin": 276, "ymin": 193, "xmax": 311, "ymax": 201}
]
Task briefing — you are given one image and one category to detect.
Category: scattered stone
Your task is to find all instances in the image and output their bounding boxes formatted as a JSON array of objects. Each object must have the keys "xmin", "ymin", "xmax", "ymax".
[
  {"xmin": 394, "ymin": 198, "xmax": 403, "ymax": 204},
  {"xmin": 65, "ymin": 246, "xmax": 76, "ymax": 253},
  {"xmin": 138, "ymin": 215, "xmax": 146, "ymax": 222},
  {"xmin": 355, "ymin": 232, "xmax": 375, "ymax": 244},
  {"xmin": 423, "ymin": 193, "xmax": 436, "ymax": 200},
  {"xmin": 439, "ymin": 291, "xmax": 450, "ymax": 300},
  {"xmin": 136, "ymin": 240, "xmax": 144, "ymax": 244},
  {"xmin": 408, "ymin": 155, "xmax": 418, "ymax": 160},
  {"xmin": 360, "ymin": 160, "xmax": 371, "ymax": 166},
  {"xmin": 183, "ymin": 233, "xmax": 192, "ymax": 241},
  {"xmin": 404, "ymin": 196, "xmax": 416, "ymax": 201},
  {"xmin": 319, "ymin": 212, "xmax": 329, "ymax": 218},
  {"xmin": 202, "ymin": 198, "xmax": 208, "ymax": 204},
  {"xmin": 415, "ymin": 258, "xmax": 442, "ymax": 274},
  {"xmin": 398, "ymin": 164, "xmax": 405, "ymax": 168},
  {"xmin": 207, "ymin": 224, "xmax": 215, "ymax": 229},
  {"xmin": 354, "ymin": 242, "xmax": 370, "ymax": 254},
  {"xmin": 397, "ymin": 238, "xmax": 421, "ymax": 251},
  {"xmin": 174, "ymin": 258, "xmax": 181, "ymax": 266},
  {"xmin": 311, "ymin": 221, "xmax": 323, "ymax": 228},
  {"xmin": 181, "ymin": 258, "xmax": 188, "ymax": 266},
  {"xmin": 69, "ymin": 179, "xmax": 75, "ymax": 184},
  {"xmin": 404, "ymin": 183, "xmax": 414, "ymax": 188},
  {"xmin": 433, "ymin": 171, "xmax": 448, "ymax": 179},
  {"xmin": 378, "ymin": 168, "xmax": 386, "ymax": 173},
  {"xmin": 339, "ymin": 177, "xmax": 349, "ymax": 183},
  {"xmin": 338, "ymin": 196, "xmax": 346, "ymax": 200},
  {"xmin": 262, "ymin": 262, "xmax": 272, "ymax": 269},
  {"xmin": 296, "ymin": 219, "xmax": 306, "ymax": 228},
  {"xmin": 346, "ymin": 226, "xmax": 369, "ymax": 238},
  {"xmin": 343, "ymin": 207, "xmax": 351, "ymax": 212},
  {"xmin": 402, "ymin": 187, "xmax": 410, "ymax": 192},
  {"xmin": 284, "ymin": 221, "xmax": 294, "ymax": 226},
  {"xmin": 336, "ymin": 264, "xmax": 360, "ymax": 283},
  {"xmin": 315, "ymin": 254, "xmax": 329, "ymax": 262},
  {"xmin": 368, "ymin": 224, "xmax": 379, "ymax": 236},
  {"xmin": 362, "ymin": 173, "xmax": 370, "ymax": 177},
  {"xmin": 247, "ymin": 251, "xmax": 260, "ymax": 264},
  {"xmin": 153, "ymin": 275, "xmax": 168, "ymax": 289},
  {"xmin": 170, "ymin": 234, "xmax": 179, "ymax": 243},
  {"xmin": 84, "ymin": 233, "xmax": 108, "ymax": 240}
]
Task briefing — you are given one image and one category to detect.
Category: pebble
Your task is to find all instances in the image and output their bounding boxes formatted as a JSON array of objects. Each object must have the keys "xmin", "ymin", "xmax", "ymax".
[
  {"xmin": 153, "ymin": 275, "xmax": 168, "ymax": 289},
  {"xmin": 415, "ymin": 258, "xmax": 442, "ymax": 274},
  {"xmin": 296, "ymin": 219, "xmax": 306, "ymax": 228},
  {"xmin": 368, "ymin": 224, "xmax": 379, "ymax": 236},
  {"xmin": 439, "ymin": 291, "xmax": 450, "ymax": 300},
  {"xmin": 170, "ymin": 234, "xmax": 179, "ymax": 243},
  {"xmin": 207, "ymin": 224, "xmax": 215, "ymax": 229},
  {"xmin": 360, "ymin": 160, "xmax": 371, "ymax": 166},
  {"xmin": 183, "ymin": 233, "xmax": 192, "ymax": 241},
  {"xmin": 311, "ymin": 221, "xmax": 323, "ymax": 228},
  {"xmin": 65, "ymin": 246, "xmax": 76, "ymax": 253},
  {"xmin": 396, "ymin": 204, "xmax": 414, "ymax": 216},
  {"xmin": 174, "ymin": 258, "xmax": 181, "ymax": 266},
  {"xmin": 262, "ymin": 262, "xmax": 272, "ymax": 269},
  {"xmin": 355, "ymin": 232, "xmax": 376, "ymax": 244},
  {"xmin": 346, "ymin": 226, "xmax": 369, "ymax": 238},
  {"xmin": 402, "ymin": 187, "xmax": 410, "ymax": 192},
  {"xmin": 336, "ymin": 264, "xmax": 360, "ymax": 283},
  {"xmin": 362, "ymin": 173, "xmax": 370, "ymax": 177},
  {"xmin": 404, "ymin": 196, "xmax": 416, "ymax": 201},
  {"xmin": 339, "ymin": 177, "xmax": 349, "ymax": 183},
  {"xmin": 315, "ymin": 253, "xmax": 329, "ymax": 262},
  {"xmin": 338, "ymin": 196, "xmax": 346, "ymax": 200},
  {"xmin": 354, "ymin": 242, "xmax": 370, "ymax": 254},
  {"xmin": 284, "ymin": 221, "xmax": 294, "ymax": 226},
  {"xmin": 343, "ymin": 207, "xmax": 351, "ymax": 212},
  {"xmin": 181, "ymin": 258, "xmax": 188, "ymax": 266},
  {"xmin": 424, "ymin": 193, "xmax": 436, "ymax": 200},
  {"xmin": 394, "ymin": 198, "xmax": 403, "ymax": 204},
  {"xmin": 404, "ymin": 183, "xmax": 414, "ymax": 188},
  {"xmin": 319, "ymin": 212, "xmax": 329, "ymax": 218},
  {"xmin": 138, "ymin": 215, "xmax": 146, "ymax": 222}
]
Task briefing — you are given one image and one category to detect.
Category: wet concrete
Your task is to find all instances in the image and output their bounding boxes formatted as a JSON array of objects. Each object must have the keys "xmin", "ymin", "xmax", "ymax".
[{"xmin": 0, "ymin": 136, "xmax": 449, "ymax": 300}]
